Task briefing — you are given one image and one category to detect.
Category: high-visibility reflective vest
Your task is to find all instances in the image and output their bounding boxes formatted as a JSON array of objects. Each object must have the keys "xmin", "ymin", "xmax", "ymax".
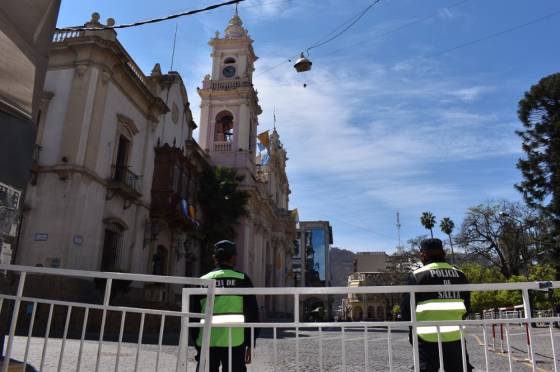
[
  {"xmin": 413, "ymin": 262, "xmax": 467, "ymax": 343},
  {"xmin": 196, "ymin": 269, "xmax": 245, "ymax": 347}
]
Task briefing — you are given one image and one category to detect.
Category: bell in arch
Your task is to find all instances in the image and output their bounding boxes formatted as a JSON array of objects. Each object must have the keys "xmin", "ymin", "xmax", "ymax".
[{"xmin": 294, "ymin": 52, "xmax": 312, "ymax": 73}]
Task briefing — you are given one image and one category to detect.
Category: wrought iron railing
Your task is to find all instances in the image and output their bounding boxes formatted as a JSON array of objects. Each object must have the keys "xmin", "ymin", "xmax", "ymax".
[{"xmin": 111, "ymin": 165, "xmax": 141, "ymax": 195}]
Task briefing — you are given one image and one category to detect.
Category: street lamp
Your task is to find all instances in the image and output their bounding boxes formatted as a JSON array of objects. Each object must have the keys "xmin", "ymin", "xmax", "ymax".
[{"xmin": 293, "ymin": 52, "xmax": 312, "ymax": 73}]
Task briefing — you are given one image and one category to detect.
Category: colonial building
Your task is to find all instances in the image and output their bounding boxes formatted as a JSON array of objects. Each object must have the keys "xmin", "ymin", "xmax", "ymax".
[
  {"xmin": 341, "ymin": 271, "xmax": 405, "ymax": 321},
  {"xmin": 17, "ymin": 14, "xmax": 205, "ymax": 304},
  {"xmin": 197, "ymin": 11, "xmax": 296, "ymax": 315}
]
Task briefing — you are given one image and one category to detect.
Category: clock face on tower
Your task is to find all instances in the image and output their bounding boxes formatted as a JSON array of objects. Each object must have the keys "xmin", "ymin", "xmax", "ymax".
[{"xmin": 223, "ymin": 66, "xmax": 236, "ymax": 78}]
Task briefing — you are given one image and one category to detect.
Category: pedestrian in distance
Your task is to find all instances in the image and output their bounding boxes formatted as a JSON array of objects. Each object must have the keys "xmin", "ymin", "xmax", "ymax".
[
  {"xmin": 401, "ymin": 238, "xmax": 474, "ymax": 372},
  {"xmin": 191, "ymin": 240, "xmax": 259, "ymax": 372}
]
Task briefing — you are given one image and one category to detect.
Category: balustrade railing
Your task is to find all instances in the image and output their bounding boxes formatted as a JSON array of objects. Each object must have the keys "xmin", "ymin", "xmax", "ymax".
[
  {"xmin": 52, "ymin": 30, "xmax": 85, "ymax": 42},
  {"xmin": 202, "ymin": 79, "xmax": 252, "ymax": 90},
  {"xmin": 214, "ymin": 141, "xmax": 232, "ymax": 152}
]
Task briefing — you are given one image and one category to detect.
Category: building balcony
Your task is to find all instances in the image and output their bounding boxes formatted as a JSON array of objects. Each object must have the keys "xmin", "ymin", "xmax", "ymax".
[
  {"xmin": 214, "ymin": 141, "xmax": 232, "ymax": 152},
  {"xmin": 202, "ymin": 78, "xmax": 252, "ymax": 91},
  {"xmin": 107, "ymin": 165, "xmax": 142, "ymax": 200},
  {"xmin": 150, "ymin": 145, "xmax": 200, "ymax": 230}
]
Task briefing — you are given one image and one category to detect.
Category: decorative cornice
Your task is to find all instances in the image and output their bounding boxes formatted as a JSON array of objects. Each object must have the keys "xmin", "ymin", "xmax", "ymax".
[{"xmin": 117, "ymin": 113, "xmax": 139, "ymax": 135}]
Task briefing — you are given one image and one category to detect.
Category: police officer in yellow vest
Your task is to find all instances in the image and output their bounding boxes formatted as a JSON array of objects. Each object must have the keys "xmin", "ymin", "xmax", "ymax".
[
  {"xmin": 401, "ymin": 238, "xmax": 473, "ymax": 372},
  {"xmin": 192, "ymin": 240, "xmax": 259, "ymax": 372}
]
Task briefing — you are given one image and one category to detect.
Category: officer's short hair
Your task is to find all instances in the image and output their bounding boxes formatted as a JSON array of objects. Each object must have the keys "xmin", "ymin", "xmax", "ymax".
[
  {"xmin": 214, "ymin": 240, "xmax": 237, "ymax": 262},
  {"xmin": 420, "ymin": 238, "xmax": 444, "ymax": 252}
]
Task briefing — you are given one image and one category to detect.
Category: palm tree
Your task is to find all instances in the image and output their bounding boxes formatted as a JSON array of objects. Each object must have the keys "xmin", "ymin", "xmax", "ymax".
[
  {"xmin": 440, "ymin": 217, "xmax": 456, "ymax": 264},
  {"xmin": 420, "ymin": 212, "xmax": 436, "ymax": 238}
]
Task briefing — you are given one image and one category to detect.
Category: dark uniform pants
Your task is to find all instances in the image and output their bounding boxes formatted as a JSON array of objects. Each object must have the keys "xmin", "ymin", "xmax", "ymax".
[
  {"xmin": 196, "ymin": 346, "xmax": 247, "ymax": 372},
  {"xmin": 418, "ymin": 341, "xmax": 473, "ymax": 372}
]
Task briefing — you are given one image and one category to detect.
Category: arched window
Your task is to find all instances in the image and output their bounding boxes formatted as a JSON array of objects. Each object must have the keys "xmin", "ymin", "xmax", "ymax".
[
  {"xmin": 214, "ymin": 111, "xmax": 234, "ymax": 143},
  {"xmin": 224, "ymin": 57, "xmax": 236, "ymax": 64}
]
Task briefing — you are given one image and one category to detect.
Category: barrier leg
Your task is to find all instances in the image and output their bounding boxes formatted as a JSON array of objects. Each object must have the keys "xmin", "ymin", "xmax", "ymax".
[
  {"xmin": 500, "ymin": 324, "xmax": 504, "ymax": 353},
  {"xmin": 492, "ymin": 324, "xmax": 496, "ymax": 351}
]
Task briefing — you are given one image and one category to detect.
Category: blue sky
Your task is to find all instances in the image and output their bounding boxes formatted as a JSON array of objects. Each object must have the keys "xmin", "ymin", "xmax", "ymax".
[{"xmin": 56, "ymin": 0, "xmax": 560, "ymax": 253}]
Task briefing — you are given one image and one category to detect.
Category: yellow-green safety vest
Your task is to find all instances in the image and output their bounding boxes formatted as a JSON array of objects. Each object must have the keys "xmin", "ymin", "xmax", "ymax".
[
  {"xmin": 196, "ymin": 269, "xmax": 245, "ymax": 347},
  {"xmin": 413, "ymin": 262, "xmax": 467, "ymax": 343}
]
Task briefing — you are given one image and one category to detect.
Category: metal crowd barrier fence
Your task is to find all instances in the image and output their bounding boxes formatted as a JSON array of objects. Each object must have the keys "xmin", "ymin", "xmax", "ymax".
[
  {"xmin": 183, "ymin": 281, "xmax": 560, "ymax": 372},
  {"xmin": 0, "ymin": 264, "xmax": 216, "ymax": 372}
]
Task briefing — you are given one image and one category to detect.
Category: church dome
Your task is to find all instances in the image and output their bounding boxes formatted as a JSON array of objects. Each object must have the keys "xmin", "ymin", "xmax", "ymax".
[{"xmin": 224, "ymin": 11, "xmax": 247, "ymax": 39}]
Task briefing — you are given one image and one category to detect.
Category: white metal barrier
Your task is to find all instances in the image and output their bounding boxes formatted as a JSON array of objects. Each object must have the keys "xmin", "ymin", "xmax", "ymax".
[
  {"xmin": 0, "ymin": 265, "xmax": 558, "ymax": 372},
  {"xmin": 0, "ymin": 264, "xmax": 216, "ymax": 372},
  {"xmin": 183, "ymin": 281, "xmax": 560, "ymax": 372}
]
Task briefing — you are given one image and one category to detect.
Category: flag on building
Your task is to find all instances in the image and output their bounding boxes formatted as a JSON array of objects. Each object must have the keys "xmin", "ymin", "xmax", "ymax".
[{"xmin": 257, "ymin": 131, "xmax": 270, "ymax": 149}]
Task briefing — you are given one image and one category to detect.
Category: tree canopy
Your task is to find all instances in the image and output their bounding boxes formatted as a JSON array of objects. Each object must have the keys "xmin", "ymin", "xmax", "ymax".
[
  {"xmin": 198, "ymin": 166, "xmax": 249, "ymax": 270},
  {"xmin": 456, "ymin": 200, "xmax": 542, "ymax": 278},
  {"xmin": 516, "ymin": 72, "xmax": 560, "ymax": 273},
  {"xmin": 420, "ymin": 211, "xmax": 436, "ymax": 238}
]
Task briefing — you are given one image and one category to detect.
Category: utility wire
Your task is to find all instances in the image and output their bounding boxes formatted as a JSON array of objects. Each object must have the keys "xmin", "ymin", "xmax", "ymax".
[
  {"xmin": 304, "ymin": 8, "xmax": 560, "ymax": 86},
  {"xmin": 431, "ymin": 8, "xmax": 560, "ymax": 57},
  {"xmin": 316, "ymin": 0, "xmax": 472, "ymax": 61},
  {"xmin": 256, "ymin": 0, "xmax": 468, "ymax": 77},
  {"xmin": 306, "ymin": 0, "xmax": 383, "ymax": 54},
  {"xmin": 56, "ymin": 0, "xmax": 245, "ymax": 31},
  {"xmin": 256, "ymin": 0, "xmax": 383, "ymax": 77}
]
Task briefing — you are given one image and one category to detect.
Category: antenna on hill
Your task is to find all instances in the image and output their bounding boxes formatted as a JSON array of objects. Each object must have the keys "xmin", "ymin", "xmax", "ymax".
[
  {"xmin": 170, "ymin": 23, "xmax": 178, "ymax": 71},
  {"xmin": 273, "ymin": 106, "xmax": 277, "ymax": 131},
  {"xmin": 396, "ymin": 211, "xmax": 403, "ymax": 254}
]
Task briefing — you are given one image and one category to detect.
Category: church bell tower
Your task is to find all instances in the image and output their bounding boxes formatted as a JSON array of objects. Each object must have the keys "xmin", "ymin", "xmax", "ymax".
[{"xmin": 198, "ymin": 10, "xmax": 262, "ymax": 177}]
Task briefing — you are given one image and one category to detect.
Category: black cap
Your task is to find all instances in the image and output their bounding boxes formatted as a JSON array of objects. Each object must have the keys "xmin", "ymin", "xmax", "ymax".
[
  {"xmin": 420, "ymin": 238, "xmax": 443, "ymax": 251},
  {"xmin": 214, "ymin": 240, "xmax": 237, "ymax": 261}
]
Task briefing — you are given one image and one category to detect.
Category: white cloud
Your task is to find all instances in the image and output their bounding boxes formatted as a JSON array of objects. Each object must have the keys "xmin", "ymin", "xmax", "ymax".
[
  {"xmin": 253, "ymin": 55, "xmax": 520, "ymax": 215},
  {"xmin": 241, "ymin": 0, "xmax": 296, "ymax": 18},
  {"xmin": 449, "ymin": 86, "xmax": 493, "ymax": 102},
  {"xmin": 438, "ymin": 8, "xmax": 455, "ymax": 20}
]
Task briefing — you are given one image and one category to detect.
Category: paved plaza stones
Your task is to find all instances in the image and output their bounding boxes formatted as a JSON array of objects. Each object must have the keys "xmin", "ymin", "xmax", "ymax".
[{"xmin": 6, "ymin": 326, "xmax": 560, "ymax": 371}]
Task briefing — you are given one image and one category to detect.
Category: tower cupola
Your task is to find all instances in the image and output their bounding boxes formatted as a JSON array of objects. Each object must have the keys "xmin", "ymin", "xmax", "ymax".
[{"xmin": 224, "ymin": 10, "xmax": 247, "ymax": 39}]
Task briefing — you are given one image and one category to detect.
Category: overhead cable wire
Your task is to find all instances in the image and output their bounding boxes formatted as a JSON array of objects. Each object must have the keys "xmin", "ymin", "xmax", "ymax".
[
  {"xmin": 304, "ymin": 8, "xmax": 560, "ymax": 86},
  {"xmin": 256, "ymin": 0, "xmax": 467, "ymax": 77},
  {"xmin": 309, "ymin": 0, "xmax": 381, "ymax": 51},
  {"xmin": 306, "ymin": 0, "xmax": 383, "ymax": 54},
  {"xmin": 256, "ymin": 0, "xmax": 383, "ymax": 77},
  {"xmin": 430, "ymin": 8, "xmax": 560, "ymax": 57},
  {"xmin": 56, "ymin": 0, "xmax": 245, "ymax": 31},
  {"xmin": 315, "ymin": 0, "xmax": 472, "ymax": 61}
]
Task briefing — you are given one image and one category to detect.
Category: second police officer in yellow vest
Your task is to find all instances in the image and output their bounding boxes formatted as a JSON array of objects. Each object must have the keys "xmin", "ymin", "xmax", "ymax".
[
  {"xmin": 192, "ymin": 240, "xmax": 259, "ymax": 372},
  {"xmin": 401, "ymin": 238, "xmax": 474, "ymax": 372}
]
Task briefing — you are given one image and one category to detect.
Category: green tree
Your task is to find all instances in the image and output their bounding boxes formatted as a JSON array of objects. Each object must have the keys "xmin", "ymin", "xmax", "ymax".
[
  {"xmin": 198, "ymin": 166, "xmax": 249, "ymax": 271},
  {"xmin": 516, "ymin": 73, "xmax": 560, "ymax": 277},
  {"xmin": 459, "ymin": 262, "xmax": 559, "ymax": 312},
  {"xmin": 420, "ymin": 212, "xmax": 436, "ymax": 238},
  {"xmin": 460, "ymin": 263, "xmax": 506, "ymax": 312},
  {"xmin": 440, "ymin": 217, "xmax": 456, "ymax": 264}
]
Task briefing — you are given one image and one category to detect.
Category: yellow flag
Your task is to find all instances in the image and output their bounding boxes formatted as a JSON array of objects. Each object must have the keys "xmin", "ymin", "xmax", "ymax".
[{"xmin": 257, "ymin": 131, "xmax": 270, "ymax": 148}]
